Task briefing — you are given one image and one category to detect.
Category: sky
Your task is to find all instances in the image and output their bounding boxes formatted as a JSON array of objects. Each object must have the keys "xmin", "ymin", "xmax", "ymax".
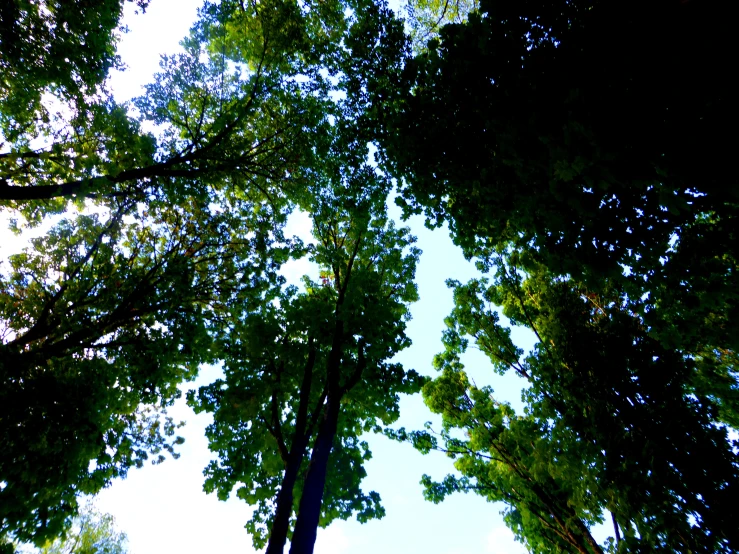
[{"xmin": 2, "ymin": 1, "xmax": 594, "ymax": 552}]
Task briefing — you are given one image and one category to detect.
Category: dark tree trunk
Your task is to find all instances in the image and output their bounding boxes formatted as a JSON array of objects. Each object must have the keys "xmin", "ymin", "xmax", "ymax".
[
  {"xmin": 266, "ymin": 449, "xmax": 304, "ymax": 554},
  {"xmin": 288, "ymin": 397, "xmax": 341, "ymax": 554},
  {"xmin": 0, "ymin": 161, "xmax": 203, "ymax": 202},
  {"xmin": 265, "ymin": 346, "xmax": 317, "ymax": 554}
]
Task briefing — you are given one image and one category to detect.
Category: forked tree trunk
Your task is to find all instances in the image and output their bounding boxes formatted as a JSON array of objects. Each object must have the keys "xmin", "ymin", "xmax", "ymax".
[
  {"xmin": 287, "ymin": 397, "xmax": 341, "ymax": 554},
  {"xmin": 265, "ymin": 446, "xmax": 305, "ymax": 554},
  {"xmin": 266, "ymin": 347, "xmax": 318, "ymax": 554}
]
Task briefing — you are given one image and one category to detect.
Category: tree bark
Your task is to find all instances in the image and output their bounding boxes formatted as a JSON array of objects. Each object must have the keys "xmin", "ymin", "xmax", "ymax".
[
  {"xmin": 288, "ymin": 397, "xmax": 341, "ymax": 554},
  {"xmin": 265, "ymin": 347, "xmax": 317, "ymax": 554},
  {"xmin": 266, "ymin": 447, "xmax": 306, "ymax": 554}
]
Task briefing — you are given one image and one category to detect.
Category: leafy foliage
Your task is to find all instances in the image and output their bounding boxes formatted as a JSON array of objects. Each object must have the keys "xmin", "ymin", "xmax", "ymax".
[
  {"xmin": 415, "ymin": 262, "xmax": 739, "ymax": 553},
  {"xmin": 1, "ymin": 37, "xmax": 317, "ymax": 228},
  {"xmin": 403, "ymin": 0, "xmax": 479, "ymax": 49},
  {"xmin": 38, "ymin": 503, "xmax": 129, "ymax": 554},
  {"xmin": 381, "ymin": 2, "xmax": 739, "ymax": 551},
  {"xmin": 191, "ymin": 107, "xmax": 423, "ymax": 553},
  {"xmin": 191, "ymin": 194, "xmax": 422, "ymax": 549},
  {"xmin": 387, "ymin": 0, "xmax": 738, "ymax": 294},
  {"xmin": 0, "ymin": 192, "xmax": 289, "ymax": 545},
  {"xmin": 0, "ymin": 0, "xmax": 148, "ymax": 132}
]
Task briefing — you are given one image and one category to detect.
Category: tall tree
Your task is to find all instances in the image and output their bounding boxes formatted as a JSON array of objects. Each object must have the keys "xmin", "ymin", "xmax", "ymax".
[
  {"xmin": 287, "ymin": 186, "xmax": 422, "ymax": 554},
  {"xmin": 379, "ymin": 2, "xmax": 739, "ymax": 551},
  {"xmin": 187, "ymin": 4, "xmax": 423, "ymax": 552},
  {"xmin": 191, "ymin": 174, "xmax": 423, "ymax": 554},
  {"xmin": 1, "ymin": 1, "xmax": 321, "ymax": 543}
]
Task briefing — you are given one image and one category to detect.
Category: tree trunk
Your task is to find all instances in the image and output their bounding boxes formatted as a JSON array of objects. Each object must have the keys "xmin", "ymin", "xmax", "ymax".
[
  {"xmin": 266, "ymin": 346, "xmax": 318, "ymax": 554},
  {"xmin": 288, "ymin": 397, "xmax": 341, "ymax": 554},
  {"xmin": 266, "ymin": 449, "xmax": 304, "ymax": 554}
]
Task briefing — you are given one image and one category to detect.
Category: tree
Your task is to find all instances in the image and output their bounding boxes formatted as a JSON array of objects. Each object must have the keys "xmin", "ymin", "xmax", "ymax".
[
  {"xmin": 191, "ymin": 162, "xmax": 423, "ymax": 554},
  {"xmin": 38, "ymin": 503, "xmax": 129, "ymax": 554},
  {"xmin": 1, "ymin": 0, "xmax": 323, "ymax": 542},
  {"xmin": 0, "ymin": 193, "xmax": 289, "ymax": 546},
  {"xmin": 185, "ymin": 4, "xmax": 424, "ymax": 552},
  {"xmin": 379, "ymin": 2, "xmax": 739, "ymax": 551},
  {"xmin": 413, "ymin": 261, "xmax": 739, "ymax": 553}
]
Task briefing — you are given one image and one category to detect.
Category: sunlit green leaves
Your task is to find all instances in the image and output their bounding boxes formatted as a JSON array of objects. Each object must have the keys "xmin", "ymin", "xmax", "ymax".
[
  {"xmin": 36, "ymin": 503, "xmax": 129, "ymax": 554},
  {"xmin": 421, "ymin": 263, "xmax": 739, "ymax": 553},
  {"xmin": 190, "ymin": 185, "xmax": 423, "ymax": 549},
  {"xmin": 0, "ymin": 191, "xmax": 287, "ymax": 546}
]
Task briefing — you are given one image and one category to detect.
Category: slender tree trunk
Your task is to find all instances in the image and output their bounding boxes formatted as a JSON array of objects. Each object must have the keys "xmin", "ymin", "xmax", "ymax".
[
  {"xmin": 288, "ymin": 397, "xmax": 341, "ymax": 554},
  {"xmin": 266, "ymin": 449, "xmax": 305, "ymax": 554},
  {"xmin": 266, "ymin": 346, "xmax": 317, "ymax": 554}
]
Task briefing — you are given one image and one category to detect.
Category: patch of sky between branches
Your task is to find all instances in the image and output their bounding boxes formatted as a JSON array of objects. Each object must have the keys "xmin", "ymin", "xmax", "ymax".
[{"xmin": 280, "ymin": 207, "xmax": 319, "ymax": 289}]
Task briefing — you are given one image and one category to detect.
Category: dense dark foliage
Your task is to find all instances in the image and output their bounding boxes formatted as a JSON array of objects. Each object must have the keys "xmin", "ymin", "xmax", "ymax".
[{"xmin": 383, "ymin": 1, "xmax": 739, "ymax": 552}]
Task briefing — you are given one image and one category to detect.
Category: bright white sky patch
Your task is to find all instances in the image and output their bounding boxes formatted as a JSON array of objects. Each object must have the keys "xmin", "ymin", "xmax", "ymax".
[{"xmin": 486, "ymin": 526, "xmax": 527, "ymax": 554}]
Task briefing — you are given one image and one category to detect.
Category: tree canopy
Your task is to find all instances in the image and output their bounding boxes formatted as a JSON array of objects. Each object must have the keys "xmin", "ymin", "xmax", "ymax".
[
  {"xmin": 1, "ymin": 503, "xmax": 128, "ymax": 554},
  {"xmin": 38, "ymin": 503, "xmax": 129, "ymax": 554},
  {"xmin": 191, "ymin": 184, "xmax": 423, "ymax": 553},
  {"xmin": 188, "ymin": 5, "xmax": 423, "ymax": 552},
  {"xmin": 412, "ymin": 261, "xmax": 738, "ymax": 552},
  {"xmin": 2, "ymin": 0, "xmax": 738, "ymax": 553},
  {"xmin": 1, "ymin": 0, "xmax": 313, "ymax": 544},
  {"xmin": 0, "ymin": 0, "xmax": 148, "ymax": 130},
  {"xmin": 380, "ymin": 1, "xmax": 739, "ymax": 552}
]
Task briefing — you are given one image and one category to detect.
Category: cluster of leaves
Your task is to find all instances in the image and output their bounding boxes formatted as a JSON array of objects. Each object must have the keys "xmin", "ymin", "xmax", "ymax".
[
  {"xmin": 0, "ymin": 0, "xmax": 149, "ymax": 133},
  {"xmin": 1, "ymin": 502, "xmax": 129, "ymax": 554},
  {"xmin": 36, "ymin": 503, "xmax": 129, "ymax": 554},
  {"xmin": 415, "ymin": 262, "xmax": 738, "ymax": 552},
  {"xmin": 387, "ymin": 0, "xmax": 737, "ymax": 289},
  {"xmin": 403, "ymin": 0, "xmax": 479, "ymax": 50}
]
